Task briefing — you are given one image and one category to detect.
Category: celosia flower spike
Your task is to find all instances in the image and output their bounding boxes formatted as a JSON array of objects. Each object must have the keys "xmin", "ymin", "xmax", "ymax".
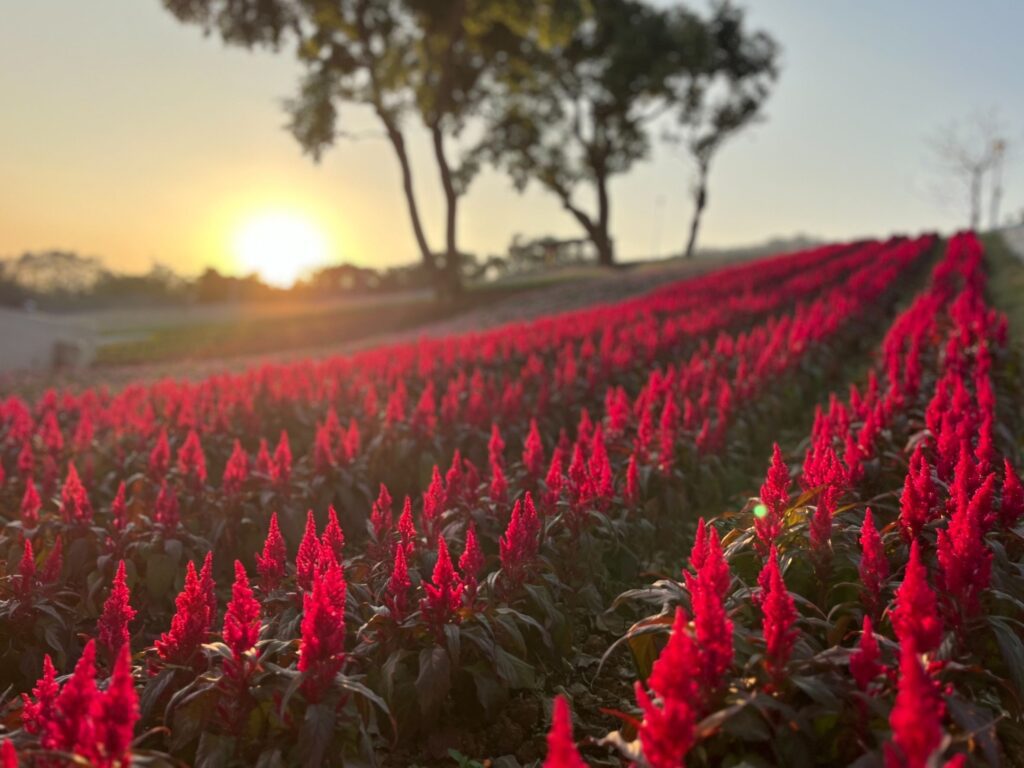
[
  {"xmin": 884, "ymin": 643, "xmax": 945, "ymax": 768},
  {"xmin": 542, "ymin": 695, "xmax": 588, "ymax": 768},
  {"xmin": 98, "ymin": 560, "xmax": 136, "ymax": 660},
  {"xmin": 891, "ymin": 540, "xmax": 943, "ymax": 653},
  {"xmin": 255, "ymin": 511, "xmax": 287, "ymax": 590}
]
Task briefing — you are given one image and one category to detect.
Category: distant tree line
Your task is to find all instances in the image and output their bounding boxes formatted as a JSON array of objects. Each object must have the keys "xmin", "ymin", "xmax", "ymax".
[
  {"xmin": 0, "ymin": 251, "xmax": 457, "ymax": 312},
  {"xmin": 160, "ymin": 0, "xmax": 779, "ymax": 298}
]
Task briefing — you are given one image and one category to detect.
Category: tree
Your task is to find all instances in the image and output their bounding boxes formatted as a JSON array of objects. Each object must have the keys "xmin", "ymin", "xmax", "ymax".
[
  {"xmin": 479, "ymin": 0, "xmax": 709, "ymax": 266},
  {"xmin": 675, "ymin": 2, "xmax": 778, "ymax": 258},
  {"xmin": 930, "ymin": 111, "xmax": 1008, "ymax": 231},
  {"xmin": 161, "ymin": 0, "xmax": 581, "ymax": 299}
]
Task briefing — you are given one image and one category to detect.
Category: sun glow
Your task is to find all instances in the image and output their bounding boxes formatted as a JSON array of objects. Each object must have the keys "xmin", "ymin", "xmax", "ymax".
[{"xmin": 232, "ymin": 211, "xmax": 331, "ymax": 288}]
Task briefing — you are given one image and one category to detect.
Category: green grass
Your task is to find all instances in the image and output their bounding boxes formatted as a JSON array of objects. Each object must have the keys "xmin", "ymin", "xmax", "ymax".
[
  {"xmin": 983, "ymin": 232, "xmax": 1024, "ymax": 341},
  {"xmin": 94, "ymin": 283, "xmax": 543, "ymax": 366}
]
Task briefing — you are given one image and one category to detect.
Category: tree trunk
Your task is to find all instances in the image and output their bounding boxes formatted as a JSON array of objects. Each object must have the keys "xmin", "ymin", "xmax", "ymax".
[
  {"xmin": 969, "ymin": 166, "xmax": 982, "ymax": 231},
  {"xmin": 595, "ymin": 169, "xmax": 615, "ymax": 266},
  {"xmin": 557, "ymin": 194, "xmax": 611, "ymax": 267},
  {"xmin": 430, "ymin": 122, "xmax": 462, "ymax": 300},
  {"xmin": 685, "ymin": 161, "xmax": 709, "ymax": 259},
  {"xmin": 594, "ymin": 233, "xmax": 615, "ymax": 266},
  {"xmin": 379, "ymin": 116, "xmax": 436, "ymax": 279}
]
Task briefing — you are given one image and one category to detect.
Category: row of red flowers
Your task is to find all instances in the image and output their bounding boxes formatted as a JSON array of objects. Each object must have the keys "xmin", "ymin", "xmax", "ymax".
[{"xmin": 543, "ymin": 232, "xmax": 1023, "ymax": 767}]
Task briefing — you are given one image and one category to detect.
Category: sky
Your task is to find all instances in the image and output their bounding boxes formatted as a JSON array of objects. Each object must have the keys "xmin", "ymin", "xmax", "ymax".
[{"xmin": 1, "ymin": 1, "xmax": 1022, "ymax": 283}]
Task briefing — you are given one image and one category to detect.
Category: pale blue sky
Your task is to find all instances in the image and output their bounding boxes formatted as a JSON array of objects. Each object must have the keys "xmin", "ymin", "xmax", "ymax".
[{"xmin": 1, "ymin": 1, "xmax": 1021, "ymax": 277}]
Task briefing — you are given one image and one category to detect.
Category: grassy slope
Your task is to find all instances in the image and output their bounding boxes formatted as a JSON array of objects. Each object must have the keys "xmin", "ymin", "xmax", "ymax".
[{"xmin": 983, "ymin": 231, "xmax": 1024, "ymax": 340}]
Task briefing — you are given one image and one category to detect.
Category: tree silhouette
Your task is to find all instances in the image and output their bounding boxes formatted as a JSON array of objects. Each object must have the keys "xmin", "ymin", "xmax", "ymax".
[
  {"xmin": 675, "ymin": 1, "xmax": 778, "ymax": 258},
  {"xmin": 478, "ymin": 0, "xmax": 709, "ymax": 266},
  {"xmin": 161, "ymin": 0, "xmax": 583, "ymax": 298}
]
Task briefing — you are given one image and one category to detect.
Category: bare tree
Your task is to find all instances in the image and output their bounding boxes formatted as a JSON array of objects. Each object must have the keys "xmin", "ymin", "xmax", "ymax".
[
  {"xmin": 930, "ymin": 111, "xmax": 1008, "ymax": 231},
  {"xmin": 990, "ymin": 138, "xmax": 1008, "ymax": 229},
  {"xmin": 674, "ymin": 2, "xmax": 778, "ymax": 259}
]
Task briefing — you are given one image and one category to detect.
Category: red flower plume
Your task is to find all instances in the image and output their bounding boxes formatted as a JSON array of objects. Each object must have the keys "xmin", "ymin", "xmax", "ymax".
[
  {"xmin": 542, "ymin": 695, "xmax": 588, "ymax": 768},
  {"xmin": 98, "ymin": 560, "xmax": 136, "ymax": 660},
  {"xmin": 255, "ymin": 512, "xmax": 287, "ymax": 591},
  {"xmin": 891, "ymin": 540, "xmax": 943, "ymax": 653}
]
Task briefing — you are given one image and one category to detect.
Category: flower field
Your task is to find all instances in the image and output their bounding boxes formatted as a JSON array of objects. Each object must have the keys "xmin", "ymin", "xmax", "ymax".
[{"xmin": 2, "ymin": 232, "xmax": 1022, "ymax": 767}]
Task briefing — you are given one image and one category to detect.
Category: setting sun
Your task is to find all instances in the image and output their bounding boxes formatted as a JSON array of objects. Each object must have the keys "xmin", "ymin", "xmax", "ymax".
[{"xmin": 232, "ymin": 211, "xmax": 331, "ymax": 288}]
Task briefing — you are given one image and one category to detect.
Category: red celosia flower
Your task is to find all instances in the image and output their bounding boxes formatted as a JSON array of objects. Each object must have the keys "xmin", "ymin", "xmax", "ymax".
[
  {"xmin": 99, "ymin": 645, "xmax": 139, "ymax": 767},
  {"xmin": 16, "ymin": 439, "xmax": 34, "ymax": 481},
  {"xmin": 224, "ymin": 561, "xmax": 261, "ymax": 661},
  {"xmin": 760, "ymin": 547, "xmax": 797, "ymax": 685},
  {"xmin": 176, "ymin": 428, "xmax": 207, "ymax": 486},
  {"xmin": 462, "ymin": 458, "xmax": 481, "ymax": 505},
  {"xmin": 154, "ymin": 481, "xmax": 180, "ymax": 529},
  {"xmin": 500, "ymin": 497, "xmax": 538, "ymax": 591},
  {"xmin": 321, "ymin": 505, "xmax": 345, "ymax": 565},
  {"xmin": 884, "ymin": 643, "xmax": 945, "ymax": 768},
  {"xmin": 459, "ymin": 523, "xmax": 485, "ymax": 604},
  {"xmin": 385, "ymin": 544, "xmax": 411, "ymax": 621},
  {"xmin": 859, "ymin": 508, "xmax": 889, "ymax": 618},
  {"xmin": 807, "ymin": 445, "xmax": 845, "ymax": 553},
  {"xmin": 756, "ymin": 444, "xmax": 791, "ymax": 551},
  {"xmin": 149, "ymin": 428, "xmax": 170, "ymax": 478},
  {"xmin": 422, "ymin": 466, "xmax": 446, "ymax": 540},
  {"xmin": 60, "ymin": 462, "xmax": 93, "ymax": 525},
  {"xmin": 156, "ymin": 557, "xmax": 215, "ymax": 667},
  {"xmin": 689, "ymin": 518, "xmax": 709, "ymax": 573},
  {"xmin": 98, "ymin": 560, "xmax": 136, "ymax": 660},
  {"xmin": 22, "ymin": 654, "xmax": 59, "ymax": 735},
  {"xmin": 937, "ymin": 473, "xmax": 994, "ymax": 625},
  {"xmin": 543, "ymin": 446, "xmax": 564, "ymax": 511},
  {"xmin": 688, "ymin": 521, "xmax": 730, "ymax": 600},
  {"xmin": 975, "ymin": 415, "xmax": 996, "ymax": 477},
  {"xmin": 489, "ymin": 457, "xmax": 508, "ymax": 505},
  {"xmin": 658, "ymin": 396, "xmax": 679, "ymax": 474},
  {"xmin": 222, "ymin": 439, "xmax": 249, "ymax": 497},
  {"xmin": 488, "ymin": 422, "xmax": 506, "ymax": 468},
  {"xmin": 689, "ymin": 543, "xmax": 734, "ymax": 691},
  {"xmin": 296, "ymin": 510, "xmax": 320, "ymax": 592},
  {"xmin": 523, "ymin": 418, "xmax": 545, "ymax": 479},
  {"xmin": 110, "ymin": 481, "xmax": 127, "ymax": 532},
  {"xmin": 43, "ymin": 640, "xmax": 99, "ymax": 761},
  {"xmin": 21, "ymin": 477, "xmax": 41, "ymax": 528},
  {"xmin": 588, "ymin": 427, "xmax": 613, "ymax": 506},
  {"xmin": 370, "ymin": 483, "xmax": 394, "ymax": 543},
  {"xmin": 383, "ymin": 380, "xmax": 406, "ymax": 428},
  {"xmin": 850, "ymin": 616, "xmax": 882, "ymax": 691},
  {"xmin": 420, "ymin": 536, "xmax": 464, "ymax": 637},
  {"xmin": 14, "ymin": 533, "xmax": 35, "ymax": 589},
  {"xmin": 443, "ymin": 450, "xmax": 465, "ymax": 507},
  {"xmin": 313, "ymin": 422, "xmax": 334, "ymax": 473},
  {"xmin": 298, "ymin": 560, "xmax": 347, "ymax": 702},
  {"xmin": 413, "ymin": 380, "xmax": 437, "ymax": 435},
  {"xmin": 891, "ymin": 540, "xmax": 943, "ymax": 653},
  {"xmin": 273, "ymin": 430, "xmax": 292, "ymax": 487},
  {"xmin": 343, "ymin": 418, "xmax": 360, "ymax": 463},
  {"xmin": 0, "ymin": 739, "xmax": 16, "ymax": 768},
  {"xmin": 542, "ymin": 695, "xmax": 587, "ymax": 768},
  {"xmin": 255, "ymin": 512, "xmax": 287, "ymax": 591},
  {"xmin": 1000, "ymin": 459, "xmax": 1024, "ymax": 528},
  {"xmin": 255, "ymin": 438, "xmax": 273, "ymax": 477},
  {"xmin": 635, "ymin": 608, "xmax": 699, "ymax": 768},
  {"xmin": 625, "ymin": 453, "xmax": 640, "ymax": 507},
  {"xmin": 397, "ymin": 497, "xmax": 417, "ymax": 556}
]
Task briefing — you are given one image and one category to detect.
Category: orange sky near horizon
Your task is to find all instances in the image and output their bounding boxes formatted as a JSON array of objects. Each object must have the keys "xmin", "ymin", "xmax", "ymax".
[{"xmin": 1, "ymin": 1, "xmax": 1022, "ymax": 285}]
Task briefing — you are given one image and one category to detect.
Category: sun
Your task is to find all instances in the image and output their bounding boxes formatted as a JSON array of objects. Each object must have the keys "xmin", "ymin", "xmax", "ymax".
[{"xmin": 232, "ymin": 211, "xmax": 330, "ymax": 288}]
